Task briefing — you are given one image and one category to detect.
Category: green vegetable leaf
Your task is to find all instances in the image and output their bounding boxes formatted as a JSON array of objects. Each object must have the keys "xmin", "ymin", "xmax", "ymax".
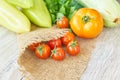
[
  {"xmin": 44, "ymin": 0, "xmax": 83, "ymax": 24},
  {"xmin": 68, "ymin": 0, "xmax": 83, "ymax": 20}
]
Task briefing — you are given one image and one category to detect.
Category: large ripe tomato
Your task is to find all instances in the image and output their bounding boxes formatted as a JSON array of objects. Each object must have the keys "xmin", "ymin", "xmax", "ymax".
[
  {"xmin": 57, "ymin": 16, "xmax": 69, "ymax": 28},
  {"xmin": 28, "ymin": 42, "xmax": 40, "ymax": 51},
  {"xmin": 70, "ymin": 8, "xmax": 103, "ymax": 38},
  {"xmin": 61, "ymin": 31, "xmax": 75, "ymax": 46},
  {"xmin": 51, "ymin": 47, "xmax": 65, "ymax": 61},
  {"xmin": 66, "ymin": 40, "xmax": 80, "ymax": 56},
  {"xmin": 35, "ymin": 44, "xmax": 51, "ymax": 59},
  {"xmin": 48, "ymin": 38, "xmax": 62, "ymax": 50}
]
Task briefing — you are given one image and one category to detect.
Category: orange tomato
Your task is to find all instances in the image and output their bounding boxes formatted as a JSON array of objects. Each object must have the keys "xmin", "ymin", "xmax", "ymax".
[
  {"xmin": 28, "ymin": 42, "xmax": 40, "ymax": 51},
  {"xmin": 48, "ymin": 38, "xmax": 62, "ymax": 50},
  {"xmin": 66, "ymin": 40, "xmax": 80, "ymax": 56},
  {"xmin": 61, "ymin": 31, "xmax": 75, "ymax": 46},
  {"xmin": 70, "ymin": 8, "xmax": 103, "ymax": 38},
  {"xmin": 57, "ymin": 16, "xmax": 69, "ymax": 28},
  {"xmin": 35, "ymin": 44, "xmax": 51, "ymax": 59},
  {"xmin": 51, "ymin": 47, "xmax": 65, "ymax": 61}
]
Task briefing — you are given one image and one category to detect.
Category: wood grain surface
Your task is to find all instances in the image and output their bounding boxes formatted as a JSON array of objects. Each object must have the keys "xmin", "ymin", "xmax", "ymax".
[{"xmin": 81, "ymin": 27, "xmax": 120, "ymax": 80}]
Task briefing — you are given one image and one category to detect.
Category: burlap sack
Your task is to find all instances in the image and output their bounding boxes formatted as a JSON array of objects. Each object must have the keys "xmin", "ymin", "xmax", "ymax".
[{"xmin": 17, "ymin": 25, "xmax": 96, "ymax": 80}]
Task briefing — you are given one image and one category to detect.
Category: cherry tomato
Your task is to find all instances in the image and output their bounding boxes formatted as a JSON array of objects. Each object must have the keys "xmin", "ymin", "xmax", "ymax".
[
  {"xmin": 70, "ymin": 8, "xmax": 103, "ymax": 38},
  {"xmin": 48, "ymin": 38, "xmax": 62, "ymax": 50},
  {"xmin": 51, "ymin": 47, "xmax": 65, "ymax": 61},
  {"xmin": 61, "ymin": 31, "xmax": 75, "ymax": 46},
  {"xmin": 57, "ymin": 16, "xmax": 69, "ymax": 28},
  {"xmin": 28, "ymin": 42, "xmax": 40, "ymax": 51},
  {"xmin": 66, "ymin": 40, "xmax": 80, "ymax": 56},
  {"xmin": 35, "ymin": 44, "xmax": 51, "ymax": 59}
]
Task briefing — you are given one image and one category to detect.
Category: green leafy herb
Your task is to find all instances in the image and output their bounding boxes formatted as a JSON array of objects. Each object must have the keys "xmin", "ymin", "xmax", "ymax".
[{"xmin": 44, "ymin": 0, "xmax": 83, "ymax": 24}]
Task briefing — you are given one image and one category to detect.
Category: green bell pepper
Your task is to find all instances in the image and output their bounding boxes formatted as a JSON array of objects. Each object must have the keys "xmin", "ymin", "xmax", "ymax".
[
  {"xmin": 6, "ymin": 0, "xmax": 33, "ymax": 8},
  {"xmin": 22, "ymin": 0, "xmax": 52, "ymax": 27},
  {"xmin": 0, "ymin": 0, "xmax": 31, "ymax": 33}
]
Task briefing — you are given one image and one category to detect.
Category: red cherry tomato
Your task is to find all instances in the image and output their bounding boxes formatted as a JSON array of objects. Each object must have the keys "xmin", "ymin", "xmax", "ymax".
[
  {"xmin": 51, "ymin": 47, "xmax": 65, "ymax": 61},
  {"xmin": 48, "ymin": 38, "xmax": 62, "ymax": 50},
  {"xmin": 57, "ymin": 16, "xmax": 69, "ymax": 28},
  {"xmin": 66, "ymin": 40, "xmax": 80, "ymax": 56},
  {"xmin": 28, "ymin": 42, "xmax": 40, "ymax": 51},
  {"xmin": 61, "ymin": 31, "xmax": 75, "ymax": 46},
  {"xmin": 35, "ymin": 44, "xmax": 51, "ymax": 59}
]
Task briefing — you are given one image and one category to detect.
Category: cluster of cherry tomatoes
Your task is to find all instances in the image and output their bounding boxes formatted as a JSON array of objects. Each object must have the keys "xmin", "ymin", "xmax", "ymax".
[{"xmin": 28, "ymin": 31, "xmax": 80, "ymax": 61}]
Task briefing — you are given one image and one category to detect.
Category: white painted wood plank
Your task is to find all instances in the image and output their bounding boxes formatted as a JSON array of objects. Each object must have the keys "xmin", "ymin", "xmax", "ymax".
[{"xmin": 0, "ymin": 27, "xmax": 19, "ymax": 80}]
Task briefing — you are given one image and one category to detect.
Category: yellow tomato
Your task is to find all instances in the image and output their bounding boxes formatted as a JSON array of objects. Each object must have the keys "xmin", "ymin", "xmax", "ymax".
[{"xmin": 70, "ymin": 8, "xmax": 103, "ymax": 38}]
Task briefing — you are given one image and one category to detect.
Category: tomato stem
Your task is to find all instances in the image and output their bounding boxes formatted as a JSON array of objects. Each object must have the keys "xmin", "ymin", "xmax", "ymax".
[
  {"xmin": 51, "ymin": 48, "xmax": 57, "ymax": 57},
  {"xmin": 52, "ymin": 49, "xmax": 57, "ymax": 54},
  {"xmin": 69, "ymin": 41, "xmax": 77, "ymax": 47},
  {"xmin": 82, "ymin": 15, "xmax": 91, "ymax": 23},
  {"xmin": 38, "ymin": 46, "xmax": 43, "ymax": 56},
  {"xmin": 57, "ymin": 13, "xmax": 64, "ymax": 21}
]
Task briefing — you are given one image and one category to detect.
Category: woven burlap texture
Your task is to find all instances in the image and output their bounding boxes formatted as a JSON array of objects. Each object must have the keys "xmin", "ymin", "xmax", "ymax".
[
  {"xmin": 17, "ymin": 26, "xmax": 96, "ymax": 80},
  {"xmin": 17, "ymin": 26, "xmax": 69, "ymax": 54}
]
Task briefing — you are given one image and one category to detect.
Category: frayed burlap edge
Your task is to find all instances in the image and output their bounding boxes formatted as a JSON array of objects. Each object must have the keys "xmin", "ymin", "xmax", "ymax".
[{"xmin": 17, "ymin": 26, "xmax": 69, "ymax": 54}]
